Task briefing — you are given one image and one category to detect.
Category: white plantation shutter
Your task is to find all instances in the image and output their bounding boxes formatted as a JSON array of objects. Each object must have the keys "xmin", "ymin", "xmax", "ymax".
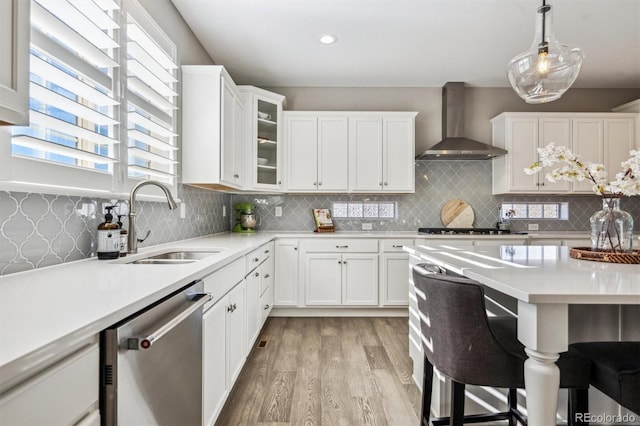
[
  {"xmin": 10, "ymin": 0, "xmax": 120, "ymax": 190},
  {"xmin": 125, "ymin": 3, "xmax": 178, "ymax": 185},
  {"xmin": 5, "ymin": 0, "xmax": 179, "ymax": 195}
]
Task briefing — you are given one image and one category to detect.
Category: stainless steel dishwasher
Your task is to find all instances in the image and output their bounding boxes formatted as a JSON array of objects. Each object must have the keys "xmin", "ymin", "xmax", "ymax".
[{"xmin": 101, "ymin": 280, "xmax": 211, "ymax": 426}]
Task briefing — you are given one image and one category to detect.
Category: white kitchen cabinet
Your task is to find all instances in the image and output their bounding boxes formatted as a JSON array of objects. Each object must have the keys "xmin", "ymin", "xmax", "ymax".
[
  {"xmin": 492, "ymin": 113, "xmax": 571, "ymax": 194},
  {"xmin": 0, "ymin": 343, "xmax": 99, "ymax": 426},
  {"xmin": 379, "ymin": 239, "xmax": 412, "ymax": 306},
  {"xmin": 274, "ymin": 239, "xmax": 299, "ymax": 306},
  {"xmin": 240, "ymin": 86, "xmax": 285, "ymax": 191},
  {"xmin": 226, "ymin": 281, "xmax": 246, "ymax": 385},
  {"xmin": 245, "ymin": 267, "xmax": 261, "ymax": 350},
  {"xmin": 301, "ymin": 239, "xmax": 378, "ymax": 306},
  {"xmin": 0, "ymin": 0, "xmax": 29, "ymax": 126},
  {"xmin": 182, "ymin": 66, "xmax": 246, "ymax": 190},
  {"xmin": 492, "ymin": 112, "xmax": 636, "ymax": 195},
  {"xmin": 349, "ymin": 114, "xmax": 416, "ymax": 192},
  {"xmin": 201, "ymin": 258, "xmax": 246, "ymax": 426},
  {"xmin": 202, "ymin": 297, "xmax": 227, "ymax": 426},
  {"xmin": 285, "ymin": 113, "xmax": 349, "ymax": 192}
]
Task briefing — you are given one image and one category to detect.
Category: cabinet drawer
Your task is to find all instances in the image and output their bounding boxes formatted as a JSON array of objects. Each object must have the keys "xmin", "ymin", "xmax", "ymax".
[
  {"xmin": 0, "ymin": 344, "xmax": 99, "ymax": 426},
  {"xmin": 300, "ymin": 239, "xmax": 378, "ymax": 253},
  {"xmin": 246, "ymin": 242, "xmax": 273, "ymax": 271},
  {"xmin": 203, "ymin": 257, "xmax": 245, "ymax": 311},
  {"xmin": 260, "ymin": 284, "xmax": 274, "ymax": 324},
  {"xmin": 380, "ymin": 239, "xmax": 413, "ymax": 252},
  {"xmin": 260, "ymin": 256, "xmax": 273, "ymax": 296}
]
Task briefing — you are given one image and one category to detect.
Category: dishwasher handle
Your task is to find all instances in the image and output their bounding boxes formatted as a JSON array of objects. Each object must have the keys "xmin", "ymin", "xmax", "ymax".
[{"xmin": 128, "ymin": 292, "xmax": 212, "ymax": 350}]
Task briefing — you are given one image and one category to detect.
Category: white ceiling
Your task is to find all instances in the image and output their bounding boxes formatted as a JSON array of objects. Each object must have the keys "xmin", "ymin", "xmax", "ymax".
[{"xmin": 170, "ymin": 0, "xmax": 640, "ymax": 89}]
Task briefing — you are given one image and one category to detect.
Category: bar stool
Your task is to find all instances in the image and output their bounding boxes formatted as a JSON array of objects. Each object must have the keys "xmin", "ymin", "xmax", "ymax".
[
  {"xmin": 569, "ymin": 341, "xmax": 640, "ymax": 416},
  {"xmin": 412, "ymin": 264, "xmax": 591, "ymax": 426}
]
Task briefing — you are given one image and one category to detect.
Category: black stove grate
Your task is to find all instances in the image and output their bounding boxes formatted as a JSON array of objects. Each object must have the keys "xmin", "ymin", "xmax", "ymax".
[{"xmin": 418, "ymin": 228, "xmax": 511, "ymax": 235}]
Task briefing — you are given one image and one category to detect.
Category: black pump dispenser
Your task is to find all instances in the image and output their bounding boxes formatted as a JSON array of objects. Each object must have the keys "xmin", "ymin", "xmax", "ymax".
[{"xmin": 97, "ymin": 206, "xmax": 120, "ymax": 259}]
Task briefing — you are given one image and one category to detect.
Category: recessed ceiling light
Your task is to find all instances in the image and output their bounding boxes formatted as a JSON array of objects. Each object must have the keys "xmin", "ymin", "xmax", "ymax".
[{"xmin": 319, "ymin": 34, "xmax": 337, "ymax": 45}]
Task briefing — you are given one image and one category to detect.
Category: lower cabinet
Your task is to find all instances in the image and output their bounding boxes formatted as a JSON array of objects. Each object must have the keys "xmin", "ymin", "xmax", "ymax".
[
  {"xmin": 274, "ymin": 239, "xmax": 299, "ymax": 306},
  {"xmin": 202, "ymin": 279, "xmax": 246, "ymax": 426},
  {"xmin": 0, "ymin": 343, "xmax": 99, "ymax": 426},
  {"xmin": 304, "ymin": 253, "xmax": 378, "ymax": 305}
]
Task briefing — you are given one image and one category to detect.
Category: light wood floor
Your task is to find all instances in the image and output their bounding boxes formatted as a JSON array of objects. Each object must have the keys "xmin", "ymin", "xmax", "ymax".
[{"xmin": 216, "ymin": 317, "xmax": 421, "ymax": 426}]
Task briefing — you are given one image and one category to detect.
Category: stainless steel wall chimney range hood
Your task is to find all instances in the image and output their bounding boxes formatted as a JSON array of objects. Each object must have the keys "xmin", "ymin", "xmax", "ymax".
[{"xmin": 416, "ymin": 82, "xmax": 507, "ymax": 160}]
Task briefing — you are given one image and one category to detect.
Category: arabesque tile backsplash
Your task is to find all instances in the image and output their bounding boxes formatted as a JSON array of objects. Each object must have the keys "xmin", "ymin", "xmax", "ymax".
[{"xmin": 2, "ymin": 161, "xmax": 638, "ymax": 275}]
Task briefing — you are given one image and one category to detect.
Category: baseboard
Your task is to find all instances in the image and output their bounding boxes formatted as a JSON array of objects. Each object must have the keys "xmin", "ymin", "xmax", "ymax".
[{"xmin": 269, "ymin": 307, "xmax": 409, "ymax": 317}]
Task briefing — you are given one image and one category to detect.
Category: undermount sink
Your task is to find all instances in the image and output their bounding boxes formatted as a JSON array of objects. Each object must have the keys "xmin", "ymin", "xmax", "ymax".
[{"xmin": 125, "ymin": 249, "xmax": 223, "ymax": 265}]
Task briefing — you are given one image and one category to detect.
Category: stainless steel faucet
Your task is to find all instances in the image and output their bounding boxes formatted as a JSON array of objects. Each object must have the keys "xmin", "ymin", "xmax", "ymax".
[{"xmin": 128, "ymin": 180, "xmax": 177, "ymax": 254}]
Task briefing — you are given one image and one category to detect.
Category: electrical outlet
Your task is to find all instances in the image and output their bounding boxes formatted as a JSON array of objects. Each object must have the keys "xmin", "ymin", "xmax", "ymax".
[
  {"xmin": 362, "ymin": 223, "xmax": 372, "ymax": 230},
  {"xmin": 275, "ymin": 206, "xmax": 282, "ymax": 217},
  {"xmin": 222, "ymin": 205, "xmax": 226, "ymax": 217},
  {"xmin": 179, "ymin": 203, "xmax": 186, "ymax": 219},
  {"xmin": 528, "ymin": 223, "xmax": 539, "ymax": 231}
]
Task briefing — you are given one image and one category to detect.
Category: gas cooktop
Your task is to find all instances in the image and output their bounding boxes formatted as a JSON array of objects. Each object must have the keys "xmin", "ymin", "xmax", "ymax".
[{"xmin": 418, "ymin": 227, "xmax": 512, "ymax": 235}]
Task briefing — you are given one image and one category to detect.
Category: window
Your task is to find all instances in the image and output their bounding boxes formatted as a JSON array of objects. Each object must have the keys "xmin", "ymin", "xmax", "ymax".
[
  {"xmin": 501, "ymin": 202, "xmax": 569, "ymax": 220},
  {"xmin": 4, "ymin": 0, "xmax": 178, "ymax": 196},
  {"xmin": 332, "ymin": 202, "xmax": 397, "ymax": 219}
]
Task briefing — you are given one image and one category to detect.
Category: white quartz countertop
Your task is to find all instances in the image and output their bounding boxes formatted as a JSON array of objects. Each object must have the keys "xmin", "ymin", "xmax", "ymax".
[
  {"xmin": 0, "ymin": 230, "xmax": 590, "ymax": 377},
  {"xmin": 405, "ymin": 244, "xmax": 640, "ymax": 304}
]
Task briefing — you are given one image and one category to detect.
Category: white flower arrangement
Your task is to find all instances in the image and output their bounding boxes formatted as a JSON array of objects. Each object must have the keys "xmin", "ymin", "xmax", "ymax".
[{"xmin": 524, "ymin": 143, "xmax": 640, "ymax": 197}]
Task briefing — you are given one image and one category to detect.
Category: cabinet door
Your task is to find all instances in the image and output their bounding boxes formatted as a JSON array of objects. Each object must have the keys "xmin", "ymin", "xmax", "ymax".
[
  {"xmin": 0, "ymin": 0, "xmax": 29, "ymax": 125},
  {"xmin": 604, "ymin": 118, "xmax": 634, "ymax": 178},
  {"xmin": 383, "ymin": 117, "xmax": 414, "ymax": 191},
  {"xmin": 203, "ymin": 299, "xmax": 227, "ymax": 426},
  {"xmin": 260, "ymin": 283, "xmax": 274, "ymax": 324},
  {"xmin": 245, "ymin": 271, "xmax": 261, "ymax": 349},
  {"xmin": 380, "ymin": 253, "xmax": 410, "ymax": 306},
  {"xmin": 286, "ymin": 116, "xmax": 318, "ymax": 191},
  {"xmin": 221, "ymin": 78, "xmax": 237, "ymax": 186},
  {"xmin": 304, "ymin": 253, "xmax": 342, "ymax": 305},
  {"xmin": 226, "ymin": 282, "xmax": 246, "ymax": 385},
  {"xmin": 538, "ymin": 118, "xmax": 571, "ymax": 192},
  {"xmin": 572, "ymin": 118, "xmax": 604, "ymax": 193},
  {"xmin": 349, "ymin": 117, "xmax": 383, "ymax": 191},
  {"xmin": 317, "ymin": 116, "xmax": 349, "ymax": 191},
  {"xmin": 232, "ymin": 96, "xmax": 245, "ymax": 186},
  {"xmin": 254, "ymin": 96, "xmax": 281, "ymax": 189},
  {"xmin": 342, "ymin": 254, "xmax": 378, "ymax": 305},
  {"xmin": 506, "ymin": 117, "xmax": 539, "ymax": 191},
  {"xmin": 274, "ymin": 239, "xmax": 299, "ymax": 306}
]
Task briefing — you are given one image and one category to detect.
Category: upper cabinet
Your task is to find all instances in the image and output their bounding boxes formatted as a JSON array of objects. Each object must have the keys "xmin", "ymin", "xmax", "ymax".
[
  {"xmin": 349, "ymin": 113, "xmax": 416, "ymax": 192},
  {"xmin": 492, "ymin": 112, "xmax": 637, "ymax": 195},
  {"xmin": 240, "ymin": 86, "xmax": 285, "ymax": 191},
  {"xmin": 285, "ymin": 111, "xmax": 417, "ymax": 193},
  {"xmin": 0, "ymin": 0, "xmax": 30, "ymax": 125},
  {"xmin": 182, "ymin": 66, "xmax": 246, "ymax": 190},
  {"xmin": 284, "ymin": 112, "xmax": 349, "ymax": 192}
]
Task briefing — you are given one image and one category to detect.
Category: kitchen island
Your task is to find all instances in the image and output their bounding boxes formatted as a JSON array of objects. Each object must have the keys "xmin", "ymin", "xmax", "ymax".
[{"xmin": 404, "ymin": 244, "xmax": 640, "ymax": 425}]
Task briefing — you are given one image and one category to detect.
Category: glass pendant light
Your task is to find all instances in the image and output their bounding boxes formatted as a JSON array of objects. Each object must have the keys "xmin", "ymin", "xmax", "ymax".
[{"xmin": 507, "ymin": 1, "xmax": 584, "ymax": 104}]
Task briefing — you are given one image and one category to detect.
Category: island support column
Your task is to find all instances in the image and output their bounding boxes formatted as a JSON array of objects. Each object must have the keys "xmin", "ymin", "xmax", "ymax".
[{"xmin": 517, "ymin": 301, "xmax": 569, "ymax": 426}]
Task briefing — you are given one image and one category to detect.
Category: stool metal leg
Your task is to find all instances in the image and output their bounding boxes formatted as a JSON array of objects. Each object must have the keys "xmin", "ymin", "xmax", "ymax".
[
  {"xmin": 450, "ymin": 381, "xmax": 465, "ymax": 426},
  {"xmin": 421, "ymin": 356, "xmax": 434, "ymax": 426}
]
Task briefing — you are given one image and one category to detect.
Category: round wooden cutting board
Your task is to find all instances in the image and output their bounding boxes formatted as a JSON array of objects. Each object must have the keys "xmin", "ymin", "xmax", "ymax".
[{"xmin": 441, "ymin": 199, "xmax": 474, "ymax": 228}]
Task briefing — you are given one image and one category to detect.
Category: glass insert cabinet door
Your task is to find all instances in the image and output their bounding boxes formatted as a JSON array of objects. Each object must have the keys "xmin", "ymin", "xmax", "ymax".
[
  {"xmin": 256, "ymin": 98, "xmax": 279, "ymax": 186},
  {"xmin": 241, "ymin": 86, "xmax": 285, "ymax": 190}
]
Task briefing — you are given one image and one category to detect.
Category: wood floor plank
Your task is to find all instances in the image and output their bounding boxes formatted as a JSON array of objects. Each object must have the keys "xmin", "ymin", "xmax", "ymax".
[
  {"xmin": 372, "ymin": 318, "xmax": 413, "ymax": 384},
  {"xmin": 289, "ymin": 318, "xmax": 322, "ymax": 426},
  {"xmin": 216, "ymin": 317, "xmax": 420, "ymax": 426},
  {"xmin": 259, "ymin": 371, "xmax": 296, "ymax": 422}
]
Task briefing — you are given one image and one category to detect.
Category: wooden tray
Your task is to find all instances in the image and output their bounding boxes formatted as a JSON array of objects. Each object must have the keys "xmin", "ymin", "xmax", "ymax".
[{"xmin": 569, "ymin": 247, "xmax": 640, "ymax": 264}]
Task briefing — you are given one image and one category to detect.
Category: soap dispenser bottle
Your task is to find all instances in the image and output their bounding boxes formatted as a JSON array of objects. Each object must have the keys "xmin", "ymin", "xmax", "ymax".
[
  {"xmin": 116, "ymin": 215, "xmax": 128, "ymax": 257},
  {"xmin": 97, "ymin": 206, "xmax": 120, "ymax": 259}
]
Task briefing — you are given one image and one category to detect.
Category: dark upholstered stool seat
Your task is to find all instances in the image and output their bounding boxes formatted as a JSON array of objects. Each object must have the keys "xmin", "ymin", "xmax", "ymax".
[
  {"xmin": 570, "ymin": 341, "xmax": 640, "ymax": 415},
  {"xmin": 413, "ymin": 264, "xmax": 591, "ymax": 426}
]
